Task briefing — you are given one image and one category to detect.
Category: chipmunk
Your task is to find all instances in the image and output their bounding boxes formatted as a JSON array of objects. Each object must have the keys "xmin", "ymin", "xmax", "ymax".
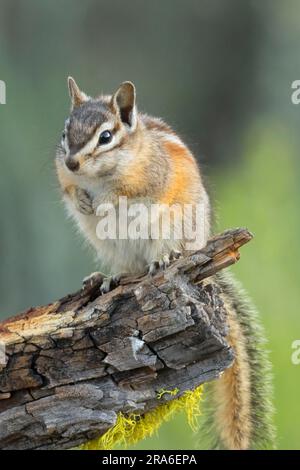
[{"xmin": 55, "ymin": 77, "xmax": 275, "ymax": 450}]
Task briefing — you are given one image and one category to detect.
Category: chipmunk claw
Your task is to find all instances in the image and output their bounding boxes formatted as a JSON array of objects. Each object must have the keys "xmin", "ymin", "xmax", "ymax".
[
  {"xmin": 99, "ymin": 273, "xmax": 125, "ymax": 294},
  {"xmin": 169, "ymin": 249, "xmax": 182, "ymax": 260},
  {"xmin": 82, "ymin": 271, "xmax": 104, "ymax": 289},
  {"xmin": 83, "ymin": 272, "xmax": 124, "ymax": 294},
  {"xmin": 100, "ymin": 277, "xmax": 113, "ymax": 294},
  {"xmin": 148, "ymin": 250, "xmax": 182, "ymax": 275}
]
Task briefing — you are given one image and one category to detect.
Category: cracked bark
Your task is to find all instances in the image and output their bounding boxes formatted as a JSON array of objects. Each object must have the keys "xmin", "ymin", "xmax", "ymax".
[{"xmin": 0, "ymin": 228, "xmax": 252, "ymax": 450}]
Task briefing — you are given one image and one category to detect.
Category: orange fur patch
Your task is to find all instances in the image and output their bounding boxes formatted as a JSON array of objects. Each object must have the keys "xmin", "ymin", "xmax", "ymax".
[
  {"xmin": 160, "ymin": 141, "xmax": 198, "ymax": 205},
  {"xmin": 116, "ymin": 134, "xmax": 151, "ymax": 198}
]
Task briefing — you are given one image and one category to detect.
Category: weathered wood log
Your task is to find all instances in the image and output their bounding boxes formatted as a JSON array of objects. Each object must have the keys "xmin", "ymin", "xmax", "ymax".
[{"xmin": 0, "ymin": 228, "xmax": 252, "ymax": 450}]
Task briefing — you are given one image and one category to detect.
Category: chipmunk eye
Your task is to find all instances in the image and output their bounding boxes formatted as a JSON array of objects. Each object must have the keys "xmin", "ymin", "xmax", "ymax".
[
  {"xmin": 62, "ymin": 131, "xmax": 66, "ymax": 140},
  {"xmin": 99, "ymin": 130, "xmax": 112, "ymax": 145}
]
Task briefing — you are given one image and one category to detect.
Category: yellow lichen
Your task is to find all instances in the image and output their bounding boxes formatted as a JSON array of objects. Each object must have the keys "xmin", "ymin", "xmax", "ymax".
[
  {"xmin": 156, "ymin": 387, "xmax": 179, "ymax": 400},
  {"xmin": 79, "ymin": 385, "xmax": 203, "ymax": 450}
]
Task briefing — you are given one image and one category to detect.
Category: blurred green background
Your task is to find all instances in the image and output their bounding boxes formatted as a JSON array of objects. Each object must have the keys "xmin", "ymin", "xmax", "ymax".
[{"xmin": 0, "ymin": 0, "xmax": 299, "ymax": 450}]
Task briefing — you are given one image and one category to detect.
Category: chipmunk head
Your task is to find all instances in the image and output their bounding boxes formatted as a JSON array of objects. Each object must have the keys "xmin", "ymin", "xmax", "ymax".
[{"xmin": 57, "ymin": 77, "xmax": 138, "ymax": 178}]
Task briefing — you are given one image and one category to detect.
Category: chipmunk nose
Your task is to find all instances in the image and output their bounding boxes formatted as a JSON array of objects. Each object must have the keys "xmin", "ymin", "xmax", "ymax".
[{"xmin": 65, "ymin": 157, "xmax": 80, "ymax": 172}]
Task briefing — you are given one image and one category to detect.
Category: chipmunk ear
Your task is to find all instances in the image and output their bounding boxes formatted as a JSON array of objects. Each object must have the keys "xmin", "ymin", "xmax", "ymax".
[
  {"xmin": 111, "ymin": 81, "xmax": 137, "ymax": 130},
  {"xmin": 67, "ymin": 76, "xmax": 87, "ymax": 109}
]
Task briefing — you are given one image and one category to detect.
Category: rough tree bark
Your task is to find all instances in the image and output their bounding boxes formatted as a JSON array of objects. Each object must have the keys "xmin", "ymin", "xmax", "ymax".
[{"xmin": 0, "ymin": 228, "xmax": 252, "ymax": 450}]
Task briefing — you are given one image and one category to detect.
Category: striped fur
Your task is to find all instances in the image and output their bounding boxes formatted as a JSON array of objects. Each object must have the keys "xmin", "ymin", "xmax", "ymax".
[
  {"xmin": 200, "ymin": 272, "xmax": 276, "ymax": 450},
  {"xmin": 56, "ymin": 78, "xmax": 275, "ymax": 449}
]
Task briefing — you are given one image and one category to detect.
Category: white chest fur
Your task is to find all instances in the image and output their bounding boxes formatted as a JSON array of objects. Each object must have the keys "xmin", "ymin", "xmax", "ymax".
[{"xmin": 65, "ymin": 192, "xmax": 182, "ymax": 275}]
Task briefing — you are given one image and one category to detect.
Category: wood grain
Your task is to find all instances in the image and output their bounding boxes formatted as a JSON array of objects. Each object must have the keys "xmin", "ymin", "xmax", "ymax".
[{"xmin": 0, "ymin": 228, "xmax": 252, "ymax": 450}]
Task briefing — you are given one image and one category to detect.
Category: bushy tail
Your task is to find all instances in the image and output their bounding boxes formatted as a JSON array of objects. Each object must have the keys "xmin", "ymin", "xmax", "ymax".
[{"xmin": 200, "ymin": 271, "xmax": 276, "ymax": 450}]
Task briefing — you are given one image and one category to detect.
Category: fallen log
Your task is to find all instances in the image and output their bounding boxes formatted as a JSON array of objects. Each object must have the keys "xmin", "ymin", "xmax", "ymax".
[{"xmin": 0, "ymin": 228, "xmax": 252, "ymax": 450}]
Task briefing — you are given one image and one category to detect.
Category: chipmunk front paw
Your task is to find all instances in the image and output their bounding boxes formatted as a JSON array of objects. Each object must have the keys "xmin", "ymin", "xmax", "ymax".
[
  {"xmin": 74, "ymin": 187, "xmax": 94, "ymax": 215},
  {"xmin": 148, "ymin": 249, "xmax": 181, "ymax": 275},
  {"xmin": 82, "ymin": 272, "xmax": 125, "ymax": 294},
  {"xmin": 82, "ymin": 271, "xmax": 104, "ymax": 289},
  {"xmin": 99, "ymin": 273, "xmax": 128, "ymax": 294}
]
